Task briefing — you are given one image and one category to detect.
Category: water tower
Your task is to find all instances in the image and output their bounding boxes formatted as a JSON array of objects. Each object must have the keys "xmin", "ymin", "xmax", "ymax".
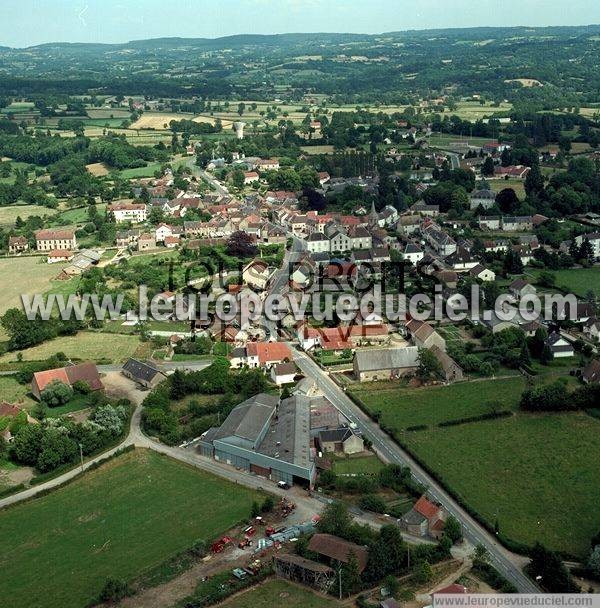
[{"xmin": 233, "ymin": 121, "xmax": 246, "ymax": 140}]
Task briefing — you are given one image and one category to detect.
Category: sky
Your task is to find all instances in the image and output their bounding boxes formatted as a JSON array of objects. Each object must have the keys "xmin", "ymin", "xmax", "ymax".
[{"xmin": 2, "ymin": 0, "xmax": 600, "ymax": 48}]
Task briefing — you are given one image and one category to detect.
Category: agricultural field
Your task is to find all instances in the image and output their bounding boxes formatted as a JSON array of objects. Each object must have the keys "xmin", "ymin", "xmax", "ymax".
[
  {"xmin": 0, "ymin": 204, "xmax": 55, "ymax": 225},
  {"xmin": 85, "ymin": 162, "xmax": 109, "ymax": 176},
  {"xmin": 130, "ymin": 112, "xmax": 194, "ymax": 130},
  {"xmin": 0, "ymin": 256, "xmax": 65, "ymax": 315},
  {"xmin": 528, "ymin": 267, "xmax": 600, "ymax": 298},
  {"xmin": 350, "ymin": 377, "xmax": 526, "ymax": 430},
  {"xmin": 219, "ymin": 579, "xmax": 341, "ymax": 608},
  {"xmin": 403, "ymin": 412, "xmax": 600, "ymax": 557},
  {"xmin": 489, "ymin": 178, "xmax": 526, "ymax": 199},
  {"xmin": 0, "ymin": 449, "xmax": 264, "ymax": 608},
  {"xmin": 0, "ymin": 332, "xmax": 142, "ymax": 365},
  {"xmin": 119, "ymin": 162, "xmax": 164, "ymax": 179}
]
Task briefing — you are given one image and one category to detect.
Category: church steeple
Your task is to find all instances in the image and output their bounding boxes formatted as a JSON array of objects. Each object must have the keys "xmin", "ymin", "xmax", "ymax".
[{"xmin": 369, "ymin": 200, "xmax": 379, "ymax": 226}]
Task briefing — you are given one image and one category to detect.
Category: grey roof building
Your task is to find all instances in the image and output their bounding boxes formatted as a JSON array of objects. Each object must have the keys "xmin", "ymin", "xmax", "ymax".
[
  {"xmin": 354, "ymin": 346, "xmax": 419, "ymax": 381},
  {"xmin": 199, "ymin": 393, "xmax": 316, "ymax": 488},
  {"xmin": 121, "ymin": 358, "xmax": 166, "ymax": 388}
]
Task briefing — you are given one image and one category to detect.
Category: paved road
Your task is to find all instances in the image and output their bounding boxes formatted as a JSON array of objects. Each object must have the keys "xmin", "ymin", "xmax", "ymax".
[
  {"xmin": 185, "ymin": 158, "xmax": 229, "ymax": 196},
  {"xmin": 290, "ymin": 346, "xmax": 538, "ymax": 593}
]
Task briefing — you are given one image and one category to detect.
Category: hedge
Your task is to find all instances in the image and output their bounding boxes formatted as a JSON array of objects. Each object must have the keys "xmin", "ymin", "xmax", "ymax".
[{"xmin": 438, "ymin": 410, "xmax": 513, "ymax": 427}]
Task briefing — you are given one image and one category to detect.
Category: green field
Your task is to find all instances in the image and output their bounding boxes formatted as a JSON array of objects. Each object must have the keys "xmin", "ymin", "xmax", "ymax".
[
  {"xmin": 403, "ymin": 412, "xmax": 600, "ymax": 557},
  {"xmin": 529, "ymin": 267, "xmax": 600, "ymax": 298},
  {"xmin": 0, "ymin": 256, "xmax": 64, "ymax": 315},
  {"xmin": 219, "ymin": 579, "xmax": 341, "ymax": 608},
  {"xmin": 119, "ymin": 162, "xmax": 163, "ymax": 178},
  {"xmin": 350, "ymin": 377, "xmax": 526, "ymax": 430},
  {"xmin": 0, "ymin": 449, "xmax": 264, "ymax": 608},
  {"xmin": 0, "ymin": 332, "xmax": 141, "ymax": 364},
  {"xmin": 0, "ymin": 204, "xmax": 54, "ymax": 224},
  {"xmin": 331, "ymin": 453, "xmax": 384, "ymax": 475},
  {"xmin": 0, "ymin": 375, "xmax": 35, "ymax": 409}
]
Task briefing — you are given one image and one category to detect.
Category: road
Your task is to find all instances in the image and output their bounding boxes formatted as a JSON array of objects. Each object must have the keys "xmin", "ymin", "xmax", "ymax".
[
  {"xmin": 290, "ymin": 346, "xmax": 539, "ymax": 593},
  {"xmin": 185, "ymin": 157, "xmax": 229, "ymax": 196}
]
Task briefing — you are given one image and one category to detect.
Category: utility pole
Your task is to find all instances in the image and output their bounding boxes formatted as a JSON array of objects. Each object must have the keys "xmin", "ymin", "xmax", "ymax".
[
  {"xmin": 338, "ymin": 565, "xmax": 342, "ymax": 600},
  {"xmin": 78, "ymin": 443, "xmax": 84, "ymax": 473}
]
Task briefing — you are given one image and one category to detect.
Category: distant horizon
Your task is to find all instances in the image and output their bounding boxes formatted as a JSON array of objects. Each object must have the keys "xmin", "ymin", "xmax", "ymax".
[
  {"xmin": 2, "ymin": 0, "xmax": 600, "ymax": 48},
  {"xmin": 3, "ymin": 23, "xmax": 600, "ymax": 50}
]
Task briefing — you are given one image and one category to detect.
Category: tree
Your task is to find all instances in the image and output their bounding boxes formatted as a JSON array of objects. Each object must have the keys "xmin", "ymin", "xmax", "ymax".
[
  {"xmin": 414, "ymin": 560, "xmax": 432, "ymax": 584},
  {"xmin": 587, "ymin": 546, "xmax": 600, "ymax": 578},
  {"xmin": 472, "ymin": 543, "xmax": 489, "ymax": 566},
  {"xmin": 495, "ymin": 188, "xmax": 519, "ymax": 214},
  {"xmin": 443, "ymin": 516, "xmax": 463, "ymax": 544},
  {"xmin": 318, "ymin": 500, "xmax": 352, "ymax": 538},
  {"xmin": 481, "ymin": 156, "xmax": 495, "ymax": 177},
  {"xmin": 36, "ymin": 429, "xmax": 78, "ymax": 472},
  {"xmin": 340, "ymin": 551, "xmax": 362, "ymax": 597},
  {"xmin": 417, "ymin": 348, "xmax": 442, "ymax": 382},
  {"xmin": 525, "ymin": 164, "xmax": 544, "ymax": 198},
  {"xmin": 41, "ymin": 381, "xmax": 73, "ymax": 407},
  {"xmin": 251, "ymin": 501, "xmax": 260, "ymax": 518},
  {"xmin": 10, "ymin": 424, "xmax": 45, "ymax": 466},
  {"xmin": 580, "ymin": 238, "xmax": 595, "ymax": 263},
  {"xmin": 93, "ymin": 404, "xmax": 126, "ymax": 435},
  {"xmin": 261, "ymin": 496, "xmax": 275, "ymax": 513},
  {"xmin": 529, "ymin": 543, "xmax": 579, "ymax": 592},
  {"xmin": 231, "ymin": 169, "xmax": 245, "ymax": 189},
  {"xmin": 98, "ymin": 578, "xmax": 131, "ymax": 603},
  {"xmin": 518, "ymin": 342, "xmax": 532, "ymax": 367},
  {"xmin": 226, "ymin": 230, "xmax": 258, "ymax": 257}
]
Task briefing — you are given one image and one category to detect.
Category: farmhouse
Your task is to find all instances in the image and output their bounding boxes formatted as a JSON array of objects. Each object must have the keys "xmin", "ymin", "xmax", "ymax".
[
  {"xmin": 469, "ymin": 189, "xmax": 496, "ymax": 210},
  {"xmin": 509, "ymin": 278, "xmax": 536, "ymax": 299},
  {"xmin": 545, "ymin": 333, "xmax": 574, "ymax": 358},
  {"xmin": 137, "ymin": 233, "xmax": 156, "ymax": 251},
  {"xmin": 406, "ymin": 319, "xmax": 446, "ymax": 352},
  {"xmin": 270, "ymin": 361, "xmax": 297, "ymax": 386},
  {"xmin": 353, "ymin": 346, "xmax": 419, "ymax": 382},
  {"xmin": 35, "ymin": 228, "xmax": 77, "ymax": 252},
  {"xmin": 8, "ymin": 236, "xmax": 28, "ymax": 254},
  {"xmin": 430, "ymin": 345, "xmax": 464, "ymax": 383},
  {"xmin": 47, "ymin": 249, "xmax": 74, "ymax": 264},
  {"xmin": 31, "ymin": 362, "xmax": 103, "ymax": 401},
  {"xmin": 108, "ymin": 202, "xmax": 147, "ymax": 223},
  {"xmin": 582, "ymin": 359, "xmax": 600, "ymax": 384},
  {"xmin": 121, "ymin": 358, "xmax": 167, "ymax": 388},
  {"xmin": 316, "ymin": 428, "xmax": 364, "ymax": 455},
  {"xmin": 400, "ymin": 495, "xmax": 446, "ymax": 539},
  {"xmin": 242, "ymin": 259, "xmax": 273, "ymax": 290},
  {"xmin": 244, "ymin": 171, "xmax": 260, "ymax": 185},
  {"xmin": 199, "ymin": 393, "xmax": 316, "ymax": 488}
]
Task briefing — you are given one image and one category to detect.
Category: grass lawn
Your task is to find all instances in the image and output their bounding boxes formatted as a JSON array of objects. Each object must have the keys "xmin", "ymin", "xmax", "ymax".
[
  {"xmin": 0, "ymin": 332, "xmax": 142, "ymax": 365},
  {"xmin": 0, "ymin": 204, "xmax": 55, "ymax": 225},
  {"xmin": 44, "ymin": 394, "xmax": 93, "ymax": 418},
  {"xmin": 0, "ymin": 376, "xmax": 35, "ymax": 409},
  {"xmin": 0, "ymin": 256, "xmax": 66, "ymax": 315},
  {"xmin": 350, "ymin": 377, "xmax": 526, "ymax": 430},
  {"xmin": 219, "ymin": 579, "xmax": 341, "ymax": 608},
  {"xmin": 528, "ymin": 267, "xmax": 600, "ymax": 298},
  {"xmin": 0, "ymin": 449, "xmax": 264, "ymax": 608},
  {"xmin": 403, "ymin": 412, "xmax": 600, "ymax": 557},
  {"xmin": 331, "ymin": 453, "xmax": 384, "ymax": 475},
  {"xmin": 119, "ymin": 163, "xmax": 163, "ymax": 179}
]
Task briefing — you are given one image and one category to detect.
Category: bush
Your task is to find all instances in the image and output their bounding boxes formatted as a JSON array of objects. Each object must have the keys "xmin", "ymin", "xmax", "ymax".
[
  {"xmin": 438, "ymin": 410, "xmax": 512, "ymax": 427},
  {"xmin": 40, "ymin": 380, "xmax": 73, "ymax": 407},
  {"xmin": 98, "ymin": 577, "xmax": 131, "ymax": 603},
  {"xmin": 358, "ymin": 494, "xmax": 387, "ymax": 514}
]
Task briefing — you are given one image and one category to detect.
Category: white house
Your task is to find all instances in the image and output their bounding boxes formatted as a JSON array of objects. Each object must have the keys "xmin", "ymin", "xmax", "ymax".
[
  {"xmin": 575, "ymin": 233, "xmax": 600, "ymax": 259},
  {"xmin": 306, "ymin": 232, "xmax": 330, "ymax": 254},
  {"xmin": 109, "ymin": 202, "xmax": 148, "ymax": 224},
  {"xmin": 155, "ymin": 223, "xmax": 174, "ymax": 243},
  {"xmin": 545, "ymin": 334, "xmax": 574, "ymax": 358},
  {"xmin": 402, "ymin": 243, "xmax": 424, "ymax": 265}
]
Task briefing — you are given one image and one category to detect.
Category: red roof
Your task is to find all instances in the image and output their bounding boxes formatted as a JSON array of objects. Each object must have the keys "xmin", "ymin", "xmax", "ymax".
[
  {"xmin": 414, "ymin": 495, "xmax": 441, "ymax": 521},
  {"xmin": 47, "ymin": 249, "xmax": 73, "ymax": 258},
  {"xmin": 246, "ymin": 342, "xmax": 292, "ymax": 365},
  {"xmin": 32, "ymin": 362, "xmax": 103, "ymax": 395},
  {"xmin": 434, "ymin": 584, "xmax": 468, "ymax": 595},
  {"xmin": 0, "ymin": 402, "xmax": 22, "ymax": 417},
  {"xmin": 35, "ymin": 229, "xmax": 75, "ymax": 241}
]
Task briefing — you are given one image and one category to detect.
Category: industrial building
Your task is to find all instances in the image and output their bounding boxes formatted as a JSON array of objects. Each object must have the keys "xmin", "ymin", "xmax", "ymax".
[{"xmin": 199, "ymin": 393, "xmax": 316, "ymax": 488}]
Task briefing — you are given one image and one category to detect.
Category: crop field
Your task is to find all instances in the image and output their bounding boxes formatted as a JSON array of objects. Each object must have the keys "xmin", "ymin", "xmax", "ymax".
[
  {"xmin": 0, "ymin": 332, "xmax": 142, "ymax": 365},
  {"xmin": 130, "ymin": 112, "xmax": 193, "ymax": 130},
  {"xmin": 85, "ymin": 162, "xmax": 109, "ymax": 176},
  {"xmin": 403, "ymin": 412, "xmax": 600, "ymax": 557},
  {"xmin": 86, "ymin": 108, "xmax": 132, "ymax": 119},
  {"xmin": 0, "ymin": 204, "xmax": 55, "ymax": 225},
  {"xmin": 0, "ymin": 449, "xmax": 264, "ymax": 608},
  {"xmin": 0, "ymin": 256, "xmax": 64, "ymax": 315},
  {"xmin": 350, "ymin": 376, "xmax": 526, "ymax": 430},
  {"xmin": 219, "ymin": 579, "xmax": 341, "ymax": 608},
  {"xmin": 118, "ymin": 162, "xmax": 164, "ymax": 178}
]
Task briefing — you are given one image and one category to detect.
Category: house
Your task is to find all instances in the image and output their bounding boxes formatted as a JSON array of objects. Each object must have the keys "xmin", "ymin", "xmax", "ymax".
[
  {"xmin": 583, "ymin": 318, "xmax": 600, "ymax": 342},
  {"xmin": 423, "ymin": 226, "xmax": 457, "ymax": 256},
  {"xmin": 545, "ymin": 333, "xmax": 574, "ymax": 358},
  {"xmin": 582, "ymin": 359, "xmax": 600, "ymax": 384},
  {"xmin": 469, "ymin": 264, "xmax": 495, "ymax": 282},
  {"xmin": 306, "ymin": 232, "xmax": 330, "ymax": 254},
  {"xmin": 121, "ymin": 358, "xmax": 167, "ymax": 388},
  {"xmin": 509, "ymin": 278, "xmax": 536, "ymax": 299},
  {"xmin": 35, "ymin": 229, "xmax": 76, "ymax": 252},
  {"xmin": 478, "ymin": 216, "xmax": 501, "ymax": 231},
  {"xmin": 575, "ymin": 232, "xmax": 600, "ymax": 259},
  {"xmin": 469, "ymin": 189, "xmax": 496, "ymax": 210},
  {"xmin": 307, "ymin": 534, "xmax": 369, "ymax": 573},
  {"xmin": 402, "ymin": 243, "xmax": 424, "ymax": 265},
  {"xmin": 199, "ymin": 393, "xmax": 315, "ymax": 488},
  {"xmin": 242, "ymin": 259, "xmax": 273, "ymax": 291},
  {"xmin": 244, "ymin": 171, "xmax": 260, "ymax": 185},
  {"xmin": 164, "ymin": 235, "xmax": 180, "ymax": 248},
  {"xmin": 502, "ymin": 216, "xmax": 533, "ymax": 232},
  {"xmin": 137, "ymin": 233, "xmax": 156, "ymax": 251},
  {"xmin": 116, "ymin": 229, "xmax": 141, "ymax": 248},
  {"xmin": 8, "ymin": 236, "xmax": 28, "ymax": 254},
  {"xmin": 155, "ymin": 223, "xmax": 174, "ymax": 243},
  {"xmin": 430, "ymin": 345, "xmax": 464, "ymax": 383},
  {"xmin": 400, "ymin": 495, "xmax": 446, "ymax": 538},
  {"xmin": 494, "ymin": 165, "xmax": 530, "ymax": 179},
  {"xmin": 353, "ymin": 347, "xmax": 419, "ymax": 382},
  {"xmin": 31, "ymin": 362, "xmax": 103, "ymax": 401},
  {"xmin": 108, "ymin": 202, "xmax": 147, "ymax": 223},
  {"xmin": 0, "ymin": 402, "xmax": 38, "ymax": 442},
  {"xmin": 317, "ymin": 428, "xmax": 364, "ymax": 455},
  {"xmin": 433, "ymin": 584, "xmax": 468, "ymax": 596},
  {"xmin": 47, "ymin": 249, "xmax": 74, "ymax": 264},
  {"xmin": 406, "ymin": 319, "xmax": 446, "ymax": 352},
  {"xmin": 248, "ymin": 341, "xmax": 292, "ymax": 368},
  {"xmin": 396, "ymin": 215, "xmax": 421, "ymax": 236},
  {"xmin": 410, "ymin": 202, "xmax": 440, "ymax": 217},
  {"xmin": 255, "ymin": 158, "xmax": 280, "ymax": 171},
  {"xmin": 271, "ymin": 361, "xmax": 297, "ymax": 386},
  {"xmin": 482, "ymin": 311, "xmax": 519, "ymax": 334},
  {"xmin": 445, "ymin": 247, "xmax": 477, "ymax": 272}
]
